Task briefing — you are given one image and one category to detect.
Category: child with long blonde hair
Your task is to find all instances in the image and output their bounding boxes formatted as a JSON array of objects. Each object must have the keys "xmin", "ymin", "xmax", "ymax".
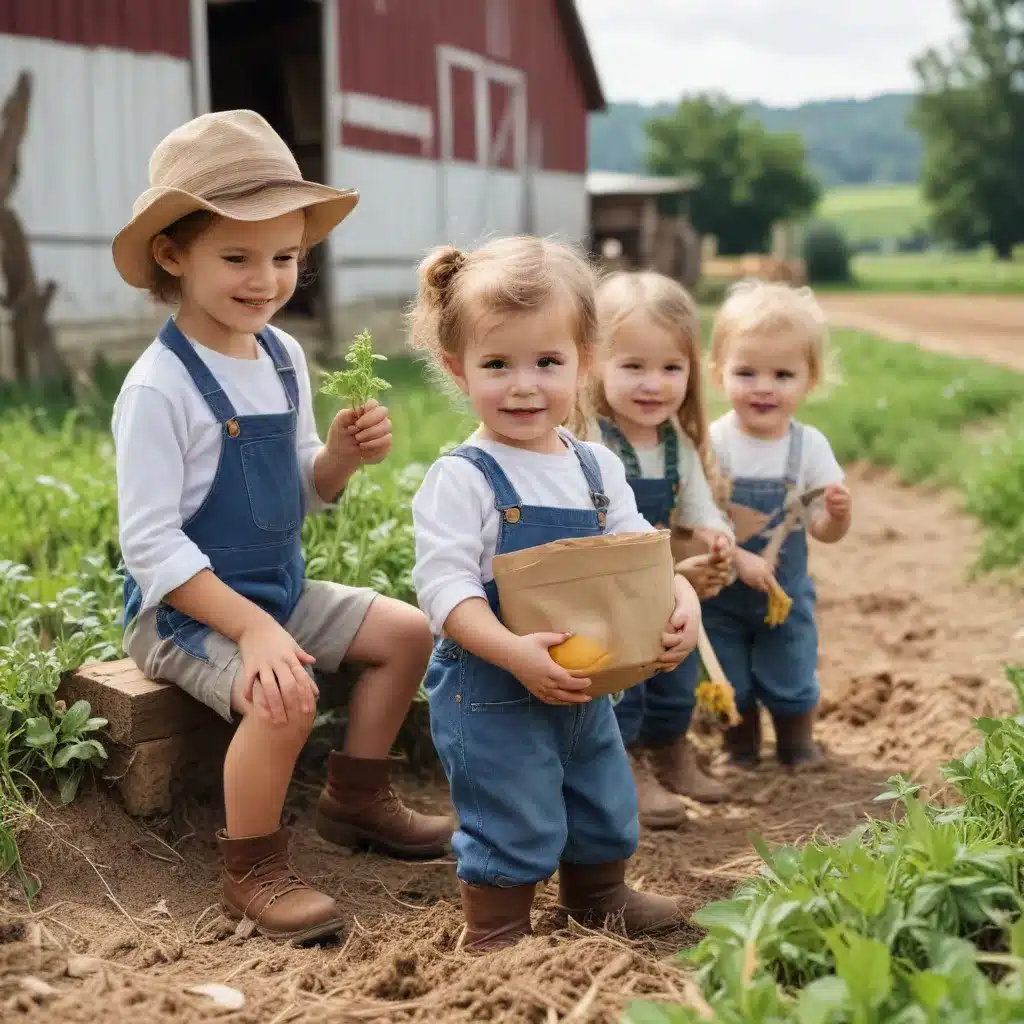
[
  {"xmin": 703, "ymin": 280, "xmax": 852, "ymax": 768},
  {"xmin": 409, "ymin": 237, "xmax": 700, "ymax": 951},
  {"xmin": 585, "ymin": 271, "xmax": 734, "ymax": 829}
]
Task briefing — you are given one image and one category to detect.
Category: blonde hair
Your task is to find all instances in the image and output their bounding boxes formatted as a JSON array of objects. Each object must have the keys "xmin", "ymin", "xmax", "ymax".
[
  {"xmin": 709, "ymin": 278, "xmax": 829, "ymax": 388},
  {"xmin": 408, "ymin": 236, "xmax": 599, "ymax": 394},
  {"xmin": 589, "ymin": 270, "xmax": 725, "ymax": 509}
]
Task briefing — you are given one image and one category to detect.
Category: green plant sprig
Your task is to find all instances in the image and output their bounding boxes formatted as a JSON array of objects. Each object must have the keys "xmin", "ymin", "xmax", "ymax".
[{"xmin": 319, "ymin": 329, "xmax": 392, "ymax": 408}]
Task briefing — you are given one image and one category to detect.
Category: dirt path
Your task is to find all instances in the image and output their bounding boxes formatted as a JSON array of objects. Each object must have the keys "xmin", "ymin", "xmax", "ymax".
[
  {"xmin": 820, "ymin": 293, "xmax": 1024, "ymax": 372},
  {"xmin": 2, "ymin": 467, "xmax": 1024, "ymax": 1023}
]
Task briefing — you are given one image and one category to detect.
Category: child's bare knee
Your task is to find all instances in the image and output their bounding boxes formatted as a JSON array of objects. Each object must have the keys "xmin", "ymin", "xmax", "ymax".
[
  {"xmin": 248, "ymin": 704, "xmax": 316, "ymax": 747},
  {"xmin": 390, "ymin": 603, "xmax": 432, "ymax": 662}
]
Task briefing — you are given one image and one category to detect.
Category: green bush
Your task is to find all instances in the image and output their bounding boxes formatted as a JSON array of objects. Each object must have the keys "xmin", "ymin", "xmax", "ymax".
[
  {"xmin": 625, "ymin": 667, "xmax": 1024, "ymax": 1023},
  {"xmin": 803, "ymin": 221, "xmax": 852, "ymax": 284}
]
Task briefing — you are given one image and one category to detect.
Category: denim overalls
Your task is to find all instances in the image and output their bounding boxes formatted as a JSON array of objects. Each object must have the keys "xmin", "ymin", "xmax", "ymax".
[
  {"xmin": 597, "ymin": 419, "xmax": 700, "ymax": 747},
  {"xmin": 122, "ymin": 316, "xmax": 306, "ymax": 659},
  {"xmin": 701, "ymin": 423, "xmax": 819, "ymax": 719},
  {"xmin": 423, "ymin": 432, "xmax": 640, "ymax": 887}
]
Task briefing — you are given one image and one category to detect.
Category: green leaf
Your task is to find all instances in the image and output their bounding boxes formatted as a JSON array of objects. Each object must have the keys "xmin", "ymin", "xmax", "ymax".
[
  {"xmin": 82, "ymin": 716, "xmax": 108, "ymax": 732},
  {"xmin": 797, "ymin": 975, "xmax": 850, "ymax": 1024},
  {"xmin": 53, "ymin": 738, "xmax": 106, "ymax": 768},
  {"xmin": 690, "ymin": 899, "xmax": 751, "ymax": 939},
  {"xmin": 909, "ymin": 970, "xmax": 949, "ymax": 1010},
  {"xmin": 1010, "ymin": 916, "xmax": 1024, "ymax": 960},
  {"xmin": 56, "ymin": 768, "xmax": 82, "ymax": 804},
  {"xmin": 825, "ymin": 929, "xmax": 892, "ymax": 1011},
  {"xmin": 22, "ymin": 716, "xmax": 57, "ymax": 748},
  {"xmin": 623, "ymin": 1002, "xmax": 694, "ymax": 1024},
  {"xmin": 58, "ymin": 699, "xmax": 91, "ymax": 737}
]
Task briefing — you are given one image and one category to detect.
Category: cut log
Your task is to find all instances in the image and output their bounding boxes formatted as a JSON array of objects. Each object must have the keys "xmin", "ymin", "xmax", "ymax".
[{"xmin": 59, "ymin": 659, "xmax": 220, "ymax": 746}]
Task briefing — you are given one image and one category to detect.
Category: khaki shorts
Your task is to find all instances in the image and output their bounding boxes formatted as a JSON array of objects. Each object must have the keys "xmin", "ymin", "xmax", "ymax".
[{"xmin": 124, "ymin": 580, "xmax": 377, "ymax": 723}]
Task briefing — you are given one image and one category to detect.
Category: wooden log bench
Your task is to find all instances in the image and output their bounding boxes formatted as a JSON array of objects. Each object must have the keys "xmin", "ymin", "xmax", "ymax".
[
  {"xmin": 58, "ymin": 658, "xmax": 435, "ymax": 817},
  {"xmin": 58, "ymin": 659, "xmax": 233, "ymax": 817}
]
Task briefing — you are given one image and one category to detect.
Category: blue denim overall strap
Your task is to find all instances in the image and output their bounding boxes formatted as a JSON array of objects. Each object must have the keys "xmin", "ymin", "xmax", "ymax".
[
  {"xmin": 446, "ymin": 430, "xmax": 612, "ymax": 560},
  {"xmin": 423, "ymin": 432, "xmax": 639, "ymax": 887},
  {"xmin": 122, "ymin": 316, "xmax": 306, "ymax": 661},
  {"xmin": 701, "ymin": 422, "xmax": 819, "ymax": 719},
  {"xmin": 597, "ymin": 418, "xmax": 678, "ymax": 529}
]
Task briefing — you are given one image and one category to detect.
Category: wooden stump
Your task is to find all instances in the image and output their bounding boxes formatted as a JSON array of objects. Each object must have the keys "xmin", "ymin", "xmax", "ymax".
[{"xmin": 59, "ymin": 660, "xmax": 231, "ymax": 817}]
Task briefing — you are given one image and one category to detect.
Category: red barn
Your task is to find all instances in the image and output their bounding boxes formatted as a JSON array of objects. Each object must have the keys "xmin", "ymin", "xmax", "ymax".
[{"xmin": 0, "ymin": 0, "xmax": 604, "ymax": 354}]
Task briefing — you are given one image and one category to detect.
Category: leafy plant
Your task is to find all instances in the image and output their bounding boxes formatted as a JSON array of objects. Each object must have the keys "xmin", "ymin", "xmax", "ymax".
[
  {"xmin": 319, "ymin": 329, "xmax": 392, "ymax": 407},
  {"xmin": 626, "ymin": 664, "xmax": 1024, "ymax": 1023}
]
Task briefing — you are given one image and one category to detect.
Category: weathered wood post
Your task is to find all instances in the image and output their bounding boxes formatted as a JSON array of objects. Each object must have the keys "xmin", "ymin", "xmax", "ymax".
[{"xmin": 0, "ymin": 69, "xmax": 68, "ymax": 388}]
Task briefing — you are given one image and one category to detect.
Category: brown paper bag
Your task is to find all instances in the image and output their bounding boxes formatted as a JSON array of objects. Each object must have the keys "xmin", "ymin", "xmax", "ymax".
[{"xmin": 492, "ymin": 530, "xmax": 674, "ymax": 698}]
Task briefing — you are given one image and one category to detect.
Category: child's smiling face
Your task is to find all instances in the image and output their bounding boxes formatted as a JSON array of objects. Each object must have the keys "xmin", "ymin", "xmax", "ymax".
[
  {"xmin": 446, "ymin": 300, "xmax": 582, "ymax": 452},
  {"xmin": 721, "ymin": 331, "xmax": 813, "ymax": 439},
  {"xmin": 601, "ymin": 312, "xmax": 690, "ymax": 441},
  {"xmin": 156, "ymin": 211, "xmax": 304, "ymax": 349}
]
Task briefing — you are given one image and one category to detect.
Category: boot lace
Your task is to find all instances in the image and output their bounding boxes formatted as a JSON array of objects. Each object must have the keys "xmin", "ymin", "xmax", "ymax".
[{"xmin": 238, "ymin": 850, "xmax": 311, "ymax": 918}]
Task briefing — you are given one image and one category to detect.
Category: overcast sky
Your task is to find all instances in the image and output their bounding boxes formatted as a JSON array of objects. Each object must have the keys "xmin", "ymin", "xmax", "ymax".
[{"xmin": 575, "ymin": 0, "xmax": 960, "ymax": 107}]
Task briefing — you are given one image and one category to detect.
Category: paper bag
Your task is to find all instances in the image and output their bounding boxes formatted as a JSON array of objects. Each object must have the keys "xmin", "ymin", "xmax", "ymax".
[{"xmin": 492, "ymin": 530, "xmax": 674, "ymax": 698}]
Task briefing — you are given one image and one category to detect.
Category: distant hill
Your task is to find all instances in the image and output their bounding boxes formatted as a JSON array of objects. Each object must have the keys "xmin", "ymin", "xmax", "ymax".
[{"xmin": 587, "ymin": 93, "xmax": 922, "ymax": 187}]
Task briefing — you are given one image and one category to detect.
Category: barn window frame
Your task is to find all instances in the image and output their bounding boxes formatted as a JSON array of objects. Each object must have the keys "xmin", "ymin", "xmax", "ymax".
[{"xmin": 435, "ymin": 44, "xmax": 526, "ymax": 171}]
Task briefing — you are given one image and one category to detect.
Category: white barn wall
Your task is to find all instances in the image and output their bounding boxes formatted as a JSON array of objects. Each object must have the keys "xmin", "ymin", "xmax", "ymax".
[
  {"xmin": 328, "ymin": 147, "xmax": 588, "ymax": 305},
  {"xmin": 0, "ymin": 34, "xmax": 192, "ymax": 323}
]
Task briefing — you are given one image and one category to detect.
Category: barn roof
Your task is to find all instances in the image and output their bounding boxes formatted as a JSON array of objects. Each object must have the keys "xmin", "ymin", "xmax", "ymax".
[
  {"xmin": 586, "ymin": 171, "xmax": 700, "ymax": 197},
  {"xmin": 556, "ymin": 0, "xmax": 606, "ymax": 112}
]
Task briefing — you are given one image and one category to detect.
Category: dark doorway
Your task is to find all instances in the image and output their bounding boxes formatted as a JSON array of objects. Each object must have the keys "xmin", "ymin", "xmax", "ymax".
[{"xmin": 206, "ymin": 0, "xmax": 326, "ymax": 318}]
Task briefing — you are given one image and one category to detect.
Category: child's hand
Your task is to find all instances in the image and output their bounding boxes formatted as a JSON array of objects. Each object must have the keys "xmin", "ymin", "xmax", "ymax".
[
  {"xmin": 658, "ymin": 575, "xmax": 700, "ymax": 670},
  {"xmin": 734, "ymin": 548, "xmax": 777, "ymax": 594},
  {"xmin": 823, "ymin": 482, "xmax": 852, "ymax": 522},
  {"xmin": 239, "ymin": 618, "xmax": 318, "ymax": 726},
  {"xmin": 676, "ymin": 532, "xmax": 734, "ymax": 599},
  {"xmin": 325, "ymin": 398, "xmax": 393, "ymax": 470},
  {"xmin": 507, "ymin": 633, "xmax": 593, "ymax": 706}
]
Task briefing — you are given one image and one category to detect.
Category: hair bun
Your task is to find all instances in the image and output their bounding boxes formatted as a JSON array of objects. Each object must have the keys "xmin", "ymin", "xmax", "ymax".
[{"xmin": 420, "ymin": 245, "xmax": 466, "ymax": 302}]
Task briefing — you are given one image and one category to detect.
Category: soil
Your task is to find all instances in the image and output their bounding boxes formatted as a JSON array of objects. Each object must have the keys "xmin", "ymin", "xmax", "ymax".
[
  {"xmin": 3, "ymin": 464, "xmax": 1023, "ymax": 1023},
  {"xmin": 819, "ymin": 293, "xmax": 1024, "ymax": 372}
]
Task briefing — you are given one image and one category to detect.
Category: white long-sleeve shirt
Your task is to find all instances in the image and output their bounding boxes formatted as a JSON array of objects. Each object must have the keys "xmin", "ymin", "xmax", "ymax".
[
  {"xmin": 112, "ymin": 325, "xmax": 326, "ymax": 615},
  {"xmin": 710, "ymin": 412, "xmax": 844, "ymax": 490},
  {"xmin": 584, "ymin": 418, "xmax": 732, "ymax": 534},
  {"xmin": 411, "ymin": 433, "xmax": 653, "ymax": 636}
]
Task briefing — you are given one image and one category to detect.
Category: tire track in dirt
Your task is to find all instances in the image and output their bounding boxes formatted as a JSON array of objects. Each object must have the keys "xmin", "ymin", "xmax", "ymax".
[{"xmin": 4, "ymin": 467, "xmax": 1024, "ymax": 1022}]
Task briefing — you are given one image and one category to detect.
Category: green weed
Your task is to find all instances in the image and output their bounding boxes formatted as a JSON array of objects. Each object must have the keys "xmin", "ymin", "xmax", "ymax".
[{"xmin": 625, "ymin": 666, "xmax": 1024, "ymax": 1023}]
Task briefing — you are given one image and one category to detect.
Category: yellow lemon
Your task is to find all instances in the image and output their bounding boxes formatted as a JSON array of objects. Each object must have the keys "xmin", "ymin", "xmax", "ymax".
[{"xmin": 550, "ymin": 635, "xmax": 610, "ymax": 674}]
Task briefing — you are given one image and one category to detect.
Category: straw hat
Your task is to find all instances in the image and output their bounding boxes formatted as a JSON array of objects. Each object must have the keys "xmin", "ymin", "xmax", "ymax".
[{"xmin": 112, "ymin": 109, "xmax": 359, "ymax": 288}]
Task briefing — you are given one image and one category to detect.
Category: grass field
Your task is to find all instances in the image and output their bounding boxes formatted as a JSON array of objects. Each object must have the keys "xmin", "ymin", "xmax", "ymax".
[
  {"xmin": 810, "ymin": 183, "xmax": 1024, "ymax": 294},
  {"xmin": 849, "ymin": 251, "xmax": 1024, "ymax": 295},
  {"xmin": 816, "ymin": 183, "xmax": 926, "ymax": 244}
]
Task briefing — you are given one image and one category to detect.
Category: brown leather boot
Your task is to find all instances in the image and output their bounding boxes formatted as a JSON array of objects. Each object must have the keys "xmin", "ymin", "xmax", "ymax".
[
  {"xmin": 630, "ymin": 751, "xmax": 688, "ymax": 829},
  {"xmin": 459, "ymin": 879, "xmax": 536, "ymax": 951},
  {"xmin": 217, "ymin": 827, "xmax": 345, "ymax": 943},
  {"xmin": 724, "ymin": 707, "xmax": 762, "ymax": 767},
  {"xmin": 650, "ymin": 737, "xmax": 728, "ymax": 804},
  {"xmin": 558, "ymin": 859, "xmax": 683, "ymax": 937},
  {"xmin": 773, "ymin": 711, "xmax": 825, "ymax": 766},
  {"xmin": 315, "ymin": 752, "xmax": 453, "ymax": 858}
]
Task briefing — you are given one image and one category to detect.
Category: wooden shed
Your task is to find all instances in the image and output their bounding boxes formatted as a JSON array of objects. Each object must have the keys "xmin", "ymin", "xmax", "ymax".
[{"xmin": 587, "ymin": 171, "xmax": 701, "ymax": 288}]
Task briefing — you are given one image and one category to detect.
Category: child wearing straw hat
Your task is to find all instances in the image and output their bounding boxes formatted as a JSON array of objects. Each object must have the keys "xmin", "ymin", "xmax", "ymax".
[{"xmin": 111, "ymin": 110, "xmax": 452, "ymax": 943}]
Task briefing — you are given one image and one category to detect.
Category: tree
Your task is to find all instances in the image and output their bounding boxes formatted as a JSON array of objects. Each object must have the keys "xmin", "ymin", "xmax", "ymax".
[
  {"xmin": 645, "ymin": 94, "xmax": 820, "ymax": 255},
  {"xmin": 911, "ymin": 0, "xmax": 1024, "ymax": 259}
]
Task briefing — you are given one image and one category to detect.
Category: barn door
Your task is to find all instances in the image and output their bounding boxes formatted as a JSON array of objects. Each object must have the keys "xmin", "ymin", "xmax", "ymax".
[{"xmin": 436, "ymin": 46, "xmax": 526, "ymax": 247}]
